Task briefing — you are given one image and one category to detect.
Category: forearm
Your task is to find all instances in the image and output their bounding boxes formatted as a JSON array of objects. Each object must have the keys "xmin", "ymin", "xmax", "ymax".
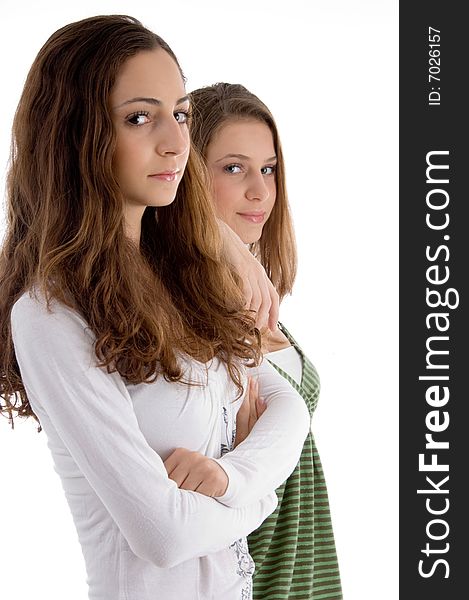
[
  {"xmin": 216, "ymin": 218, "xmax": 279, "ymax": 330},
  {"xmin": 213, "ymin": 359, "xmax": 310, "ymax": 508}
]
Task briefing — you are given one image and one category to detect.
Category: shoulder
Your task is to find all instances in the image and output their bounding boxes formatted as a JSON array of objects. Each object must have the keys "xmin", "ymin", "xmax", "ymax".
[
  {"xmin": 11, "ymin": 289, "xmax": 90, "ymax": 340},
  {"xmin": 12, "ymin": 289, "xmax": 47, "ymax": 320}
]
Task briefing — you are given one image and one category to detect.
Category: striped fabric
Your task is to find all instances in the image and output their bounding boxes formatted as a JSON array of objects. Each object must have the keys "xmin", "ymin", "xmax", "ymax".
[{"xmin": 248, "ymin": 323, "xmax": 342, "ymax": 599}]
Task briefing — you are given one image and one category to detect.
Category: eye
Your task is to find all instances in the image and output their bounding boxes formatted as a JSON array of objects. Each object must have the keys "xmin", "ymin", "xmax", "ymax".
[
  {"xmin": 261, "ymin": 165, "xmax": 276, "ymax": 175},
  {"xmin": 175, "ymin": 110, "xmax": 190, "ymax": 124},
  {"xmin": 126, "ymin": 111, "xmax": 150, "ymax": 126},
  {"xmin": 224, "ymin": 164, "xmax": 242, "ymax": 174}
]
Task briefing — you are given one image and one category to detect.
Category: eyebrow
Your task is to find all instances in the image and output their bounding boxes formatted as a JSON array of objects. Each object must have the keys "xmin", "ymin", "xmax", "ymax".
[
  {"xmin": 114, "ymin": 95, "xmax": 190, "ymax": 108},
  {"xmin": 214, "ymin": 153, "xmax": 277, "ymax": 163}
]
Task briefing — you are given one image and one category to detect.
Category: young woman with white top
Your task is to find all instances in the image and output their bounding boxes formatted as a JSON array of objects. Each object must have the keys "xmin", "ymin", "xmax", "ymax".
[{"xmin": 0, "ymin": 16, "xmax": 309, "ymax": 600}]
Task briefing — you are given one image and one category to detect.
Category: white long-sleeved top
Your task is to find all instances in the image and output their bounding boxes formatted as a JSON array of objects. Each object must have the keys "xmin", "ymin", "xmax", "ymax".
[
  {"xmin": 11, "ymin": 292, "xmax": 310, "ymax": 600},
  {"xmin": 266, "ymin": 345, "xmax": 303, "ymax": 385}
]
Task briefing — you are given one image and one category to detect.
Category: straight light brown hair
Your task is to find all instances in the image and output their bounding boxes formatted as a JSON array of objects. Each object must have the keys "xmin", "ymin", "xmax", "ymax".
[{"xmin": 190, "ymin": 83, "xmax": 297, "ymax": 301}]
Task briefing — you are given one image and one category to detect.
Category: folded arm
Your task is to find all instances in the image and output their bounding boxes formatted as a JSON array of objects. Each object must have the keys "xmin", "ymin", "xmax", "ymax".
[
  {"xmin": 213, "ymin": 358, "xmax": 310, "ymax": 508},
  {"xmin": 11, "ymin": 293, "xmax": 277, "ymax": 569}
]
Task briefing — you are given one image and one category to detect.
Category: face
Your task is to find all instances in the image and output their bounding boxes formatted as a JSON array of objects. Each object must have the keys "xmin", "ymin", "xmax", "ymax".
[
  {"xmin": 205, "ymin": 119, "xmax": 277, "ymax": 244},
  {"xmin": 110, "ymin": 49, "xmax": 190, "ymax": 221}
]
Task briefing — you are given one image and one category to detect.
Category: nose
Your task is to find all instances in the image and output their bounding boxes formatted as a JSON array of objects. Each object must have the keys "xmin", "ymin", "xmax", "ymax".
[
  {"xmin": 245, "ymin": 172, "xmax": 270, "ymax": 202},
  {"xmin": 154, "ymin": 116, "xmax": 188, "ymax": 158}
]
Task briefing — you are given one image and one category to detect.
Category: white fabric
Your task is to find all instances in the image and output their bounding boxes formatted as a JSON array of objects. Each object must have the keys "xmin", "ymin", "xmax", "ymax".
[
  {"xmin": 11, "ymin": 291, "xmax": 310, "ymax": 600},
  {"xmin": 265, "ymin": 345, "xmax": 303, "ymax": 385}
]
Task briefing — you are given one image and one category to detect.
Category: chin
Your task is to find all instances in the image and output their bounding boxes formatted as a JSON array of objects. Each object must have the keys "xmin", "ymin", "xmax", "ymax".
[
  {"xmin": 241, "ymin": 228, "xmax": 263, "ymax": 246},
  {"xmin": 148, "ymin": 194, "xmax": 177, "ymax": 208},
  {"xmin": 160, "ymin": 197, "xmax": 177, "ymax": 207}
]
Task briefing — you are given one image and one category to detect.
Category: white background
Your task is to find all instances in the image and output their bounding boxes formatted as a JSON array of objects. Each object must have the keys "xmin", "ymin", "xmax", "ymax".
[{"xmin": 0, "ymin": 1, "xmax": 398, "ymax": 598}]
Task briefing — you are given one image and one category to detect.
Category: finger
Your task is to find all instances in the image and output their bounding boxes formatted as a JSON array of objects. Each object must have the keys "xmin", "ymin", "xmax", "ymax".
[
  {"xmin": 241, "ymin": 276, "xmax": 253, "ymax": 309},
  {"xmin": 163, "ymin": 447, "xmax": 192, "ymax": 476},
  {"xmin": 196, "ymin": 462, "xmax": 229, "ymax": 497},
  {"xmin": 252, "ymin": 379, "xmax": 266, "ymax": 417},
  {"xmin": 247, "ymin": 272, "xmax": 262, "ymax": 315},
  {"xmin": 196, "ymin": 479, "xmax": 224, "ymax": 498},
  {"xmin": 166, "ymin": 463, "xmax": 190, "ymax": 488},
  {"xmin": 254, "ymin": 273, "xmax": 271, "ymax": 330},
  {"xmin": 267, "ymin": 279, "xmax": 279, "ymax": 331},
  {"xmin": 248, "ymin": 379, "xmax": 258, "ymax": 430},
  {"xmin": 195, "ymin": 481, "xmax": 215, "ymax": 497},
  {"xmin": 234, "ymin": 381, "xmax": 251, "ymax": 447},
  {"xmin": 237, "ymin": 382, "xmax": 251, "ymax": 419},
  {"xmin": 249, "ymin": 376, "xmax": 257, "ymax": 400},
  {"xmin": 256, "ymin": 395, "xmax": 267, "ymax": 418},
  {"xmin": 235, "ymin": 405, "xmax": 249, "ymax": 443},
  {"xmin": 179, "ymin": 472, "xmax": 204, "ymax": 492},
  {"xmin": 163, "ymin": 449, "xmax": 181, "ymax": 476}
]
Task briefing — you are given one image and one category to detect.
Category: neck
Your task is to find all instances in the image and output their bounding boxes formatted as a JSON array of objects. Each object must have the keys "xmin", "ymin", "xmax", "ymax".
[{"xmin": 124, "ymin": 205, "xmax": 146, "ymax": 246}]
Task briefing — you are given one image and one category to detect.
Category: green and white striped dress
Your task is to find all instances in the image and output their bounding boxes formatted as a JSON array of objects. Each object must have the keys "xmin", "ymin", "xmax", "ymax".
[{"xmin": 247, "ymin": 323, "xmax": 342, "ymax": 599}]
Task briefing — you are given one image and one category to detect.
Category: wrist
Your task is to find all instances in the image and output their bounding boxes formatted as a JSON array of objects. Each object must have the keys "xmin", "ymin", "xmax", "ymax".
[{"xmin": 217, "ymin": 219, "xmax": 244, "ymax": 266}]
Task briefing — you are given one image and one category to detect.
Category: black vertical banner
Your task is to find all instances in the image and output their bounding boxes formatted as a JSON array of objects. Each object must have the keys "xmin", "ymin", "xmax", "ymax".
[{"xmin": 400, "ymin": 2, "xmax": 468, "ymax": 597}]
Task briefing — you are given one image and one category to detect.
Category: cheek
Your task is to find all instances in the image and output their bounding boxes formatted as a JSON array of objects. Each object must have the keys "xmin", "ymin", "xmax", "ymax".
[
  {"xmin": 181, "ymin": 145, "xmax": 190, "ymax": 170},
  {"xmin": 113, "ymin": 136, "xmax": 138, "ymax": 175},
  {"xmin": 181, "ymin": 127, "xmax": 190, "ymax": 155},
  {"xmin": 213, "ymin": 196, "xmax": 234, "ymax": 221},
  {"xmin": 266, "ymin": 181, "xmax": 277, "ymax": 212},
  {"xmin": 114, "ymin": 128, "xmax": 155, "ymax": 164},
  {"xmin": 112, "ymin": 147, "xmax": 126, "ymax": 185},
  {"xmin": 211, "ymin": 177, "xmax": 239, "ymax": 218}
]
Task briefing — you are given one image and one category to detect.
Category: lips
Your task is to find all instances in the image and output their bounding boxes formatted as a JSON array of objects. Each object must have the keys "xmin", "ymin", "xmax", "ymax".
[
  {"xmin": 237, "ymin": 211, "xmax": 266, "ymax": 224},
  {"xmin": 148, "ymin": 169, "xmax": 180, "ymax": 182}
]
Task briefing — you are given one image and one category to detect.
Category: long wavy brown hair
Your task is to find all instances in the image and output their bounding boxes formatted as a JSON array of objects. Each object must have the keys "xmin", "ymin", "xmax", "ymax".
[
  {"xmin": 0, "ymin": 16, "xmax": 260, "ymax": 428},
  {"xmin": 189, "ymin": 83, "xmax": 297, "ymax": 301}
]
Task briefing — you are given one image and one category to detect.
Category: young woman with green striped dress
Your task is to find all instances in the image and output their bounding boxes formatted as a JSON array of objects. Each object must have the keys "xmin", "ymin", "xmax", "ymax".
[{"xmin": 189, "ymin": 83, "xmax": 343, "ymax": 600}]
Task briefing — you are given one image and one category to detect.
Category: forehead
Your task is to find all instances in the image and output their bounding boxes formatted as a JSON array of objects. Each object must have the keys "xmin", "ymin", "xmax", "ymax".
[
  {"xmin": 110, "ymin": 48, "xmax": 185, "ymax": 104},
  {"xmin": 211, "ymin": 119, "xmax": 275, "ymax": 154}
]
